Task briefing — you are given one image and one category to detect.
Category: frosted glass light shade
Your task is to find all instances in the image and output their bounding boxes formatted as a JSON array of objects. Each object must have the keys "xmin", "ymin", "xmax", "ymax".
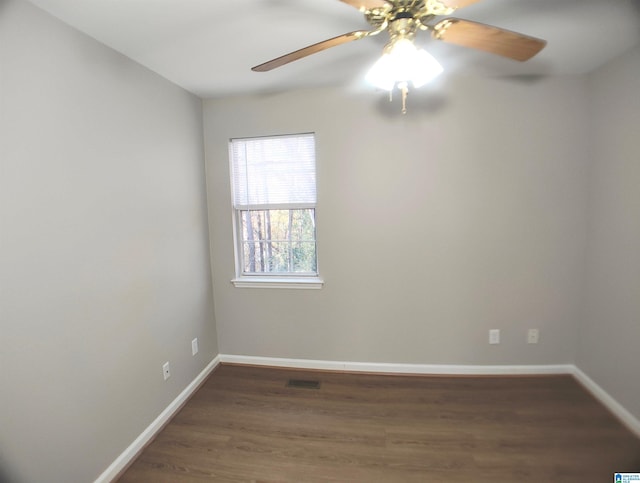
[{"xmin": 366, "ymin": 38, "xmax": 443, "ymax": 91}]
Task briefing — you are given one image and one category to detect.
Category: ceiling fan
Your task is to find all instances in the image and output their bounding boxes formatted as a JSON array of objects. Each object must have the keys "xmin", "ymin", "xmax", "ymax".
[{"xmin": 252, "ymin": 0, "xmax": 547, "ymax": 112}]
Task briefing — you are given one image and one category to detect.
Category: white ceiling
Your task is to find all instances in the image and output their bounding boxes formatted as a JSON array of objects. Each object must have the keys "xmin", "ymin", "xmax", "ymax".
[{"xmin": 28, "ymin": 0, "xmax": 640, "ymax": 98}]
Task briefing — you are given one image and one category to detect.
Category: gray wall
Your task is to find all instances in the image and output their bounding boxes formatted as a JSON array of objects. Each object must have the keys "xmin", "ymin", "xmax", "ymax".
[
  {"xmin": 204, "ymin": 76, "xmax": 590, "ymax": 366},
  {"xmin": 577, "ymin": 46, "xmax": 640, "ymax": 420},
  {"xmin": 0, "ymin": 1, "xmax": 217, "ymax": 482}
]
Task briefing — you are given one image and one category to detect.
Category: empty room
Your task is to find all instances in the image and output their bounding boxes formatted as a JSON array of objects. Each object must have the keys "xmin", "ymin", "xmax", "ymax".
[{"xmin": 1, "ymin": 0, "xmax": 639, "ymax": 481}]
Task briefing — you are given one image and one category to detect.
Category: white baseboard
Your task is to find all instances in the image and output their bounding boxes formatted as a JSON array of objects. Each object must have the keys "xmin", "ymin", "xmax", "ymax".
[
  {"xmin": 571, "ymin": 366, "xmax": 640, "ymax": 438},
  {"xmin": 94, "ymin": 355, "xmax": 221, "ymax": 483},
  {"xmin": 218, "ymin": 354, "xmax": 573, "ymax": 376}
]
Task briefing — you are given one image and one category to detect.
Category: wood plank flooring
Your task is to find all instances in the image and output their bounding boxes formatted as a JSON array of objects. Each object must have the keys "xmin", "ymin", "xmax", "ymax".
[{"xmin": 117, "ymin": 364, "xmax": 640, "ymax": 482}]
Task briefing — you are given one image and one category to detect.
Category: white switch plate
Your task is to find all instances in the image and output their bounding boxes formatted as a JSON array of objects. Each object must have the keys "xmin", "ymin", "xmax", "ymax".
[
  {"xmin": 192, "ymin": 338, "xmax": 198, "ymax": 356},
  {"xmin": 162, "ymin": 362, "xmax": 170, "ymax": 380},
  {"xmin": 489, "ymin": 329, "xmax": 500, "ymax": 344},
  {"xmin": 527, "ymin": 329, "xmax": 539, "ymax": 344}
]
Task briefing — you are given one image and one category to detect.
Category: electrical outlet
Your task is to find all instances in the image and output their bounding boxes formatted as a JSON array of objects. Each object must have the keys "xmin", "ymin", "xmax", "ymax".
[
  {"xmin": 527, "ymin": 329, "xmax": 539, "ymax": 344},
  {"xmin": 489, "ymin": 329, "xmax": 500, "ymax": 345},
  {"xmin": 192, "ymin": 338, "xmax": 198, "ymax": 356},
  {"xmin": 162, "ymin": 362, "xmax": 170, "ymax": 380}
]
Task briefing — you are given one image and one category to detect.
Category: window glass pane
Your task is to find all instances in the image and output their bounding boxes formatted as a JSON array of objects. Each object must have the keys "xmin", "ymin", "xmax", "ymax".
[{"xmin": 240, "ymin": 209, "xmax": 317, "ymax": 274}]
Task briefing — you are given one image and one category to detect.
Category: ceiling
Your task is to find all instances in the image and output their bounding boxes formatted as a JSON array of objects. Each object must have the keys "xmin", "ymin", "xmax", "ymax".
[{"xmin": 28, "ymin": 0, "xmax": 640, "ymax": 98}]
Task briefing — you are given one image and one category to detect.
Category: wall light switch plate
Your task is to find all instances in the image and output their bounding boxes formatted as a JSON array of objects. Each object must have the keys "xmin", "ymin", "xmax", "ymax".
[
  {"xmin": 489, "ymin": 329, "xmax": 500, "ymax": 345},
  {"xmin": 162, "ymin": 362, "xmax": 170, "ymax": 380},
  {"xmin": 527, "ymin": 329, "xmax": 539, "ymax": 344},
  {"xmin": 192, "ymin": 338, "xmax": 198, "ymax": 356}
]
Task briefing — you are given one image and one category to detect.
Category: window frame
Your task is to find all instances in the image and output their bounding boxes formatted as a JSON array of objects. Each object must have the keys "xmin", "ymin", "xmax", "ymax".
[{"xmin": 229, "ymin": 133, "xmax": 323, "ymax": 289}]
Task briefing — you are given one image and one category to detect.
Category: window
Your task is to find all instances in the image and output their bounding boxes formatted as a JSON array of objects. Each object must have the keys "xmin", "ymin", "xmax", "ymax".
[{"xmin": 229, "ymin": 133, "xmax": 322, "ymax": 289}]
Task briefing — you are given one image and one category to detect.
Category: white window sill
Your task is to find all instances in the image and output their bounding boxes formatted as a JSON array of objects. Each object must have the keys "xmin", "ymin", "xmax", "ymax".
[{"xmin": 231, "ymin": 276, "xmax": 324, "ymax": 289}]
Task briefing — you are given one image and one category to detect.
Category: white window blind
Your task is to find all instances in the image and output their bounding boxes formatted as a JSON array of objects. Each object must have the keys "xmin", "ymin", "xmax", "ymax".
[{"xmin": 230, "ymin": 133, "xmax": 316, "ymax": 209}]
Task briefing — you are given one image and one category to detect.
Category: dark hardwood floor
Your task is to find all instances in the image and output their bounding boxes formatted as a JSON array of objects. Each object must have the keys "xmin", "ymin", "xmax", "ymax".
[{"xmin": 117, "ymin": 364, "xmax": 640, "ymax": 482}]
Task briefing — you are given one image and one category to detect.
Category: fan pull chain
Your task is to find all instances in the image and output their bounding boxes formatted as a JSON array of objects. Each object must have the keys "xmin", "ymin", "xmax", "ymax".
[
  {"xmin": 388, "ymin": 82, "xmax": 410, "ymax": 113},
  {"xmin": 398, "ymin": 81, "xmax": 409, "ymax": 114}
]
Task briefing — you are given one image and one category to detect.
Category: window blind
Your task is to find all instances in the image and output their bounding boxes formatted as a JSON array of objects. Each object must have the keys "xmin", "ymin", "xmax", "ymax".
[{"xmin": 230, "ymin": 133, "xmax": 316, "ymax": 209}]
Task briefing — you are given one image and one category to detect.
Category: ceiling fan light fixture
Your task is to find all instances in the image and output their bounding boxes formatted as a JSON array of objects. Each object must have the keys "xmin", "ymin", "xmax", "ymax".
[
  {"xmin": 365, "ymin": 38, "xmax": 443, "ymax": 91},
  {"xmin": 252, "ymin": 0, "xmax": 546, "ymax": 113}
]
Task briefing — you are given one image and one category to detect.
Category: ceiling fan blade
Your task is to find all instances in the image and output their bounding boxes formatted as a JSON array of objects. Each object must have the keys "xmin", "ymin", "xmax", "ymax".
[
  {"xmin": 438, "ymin": 0, "xmax": 481, "ymax": 10},
  {"xmin": 433, "ymin": 18, "xmax": 546, "ymax": 61},
  {"xmin": 338, "ymin": 0, "xmax": 388, "ymax": 10},
  {"xmin": 252, "ymin": 31, "xmax": 369, "ymax": 72}
]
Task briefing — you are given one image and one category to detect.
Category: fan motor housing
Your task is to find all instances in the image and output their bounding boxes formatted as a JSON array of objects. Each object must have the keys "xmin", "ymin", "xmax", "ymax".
[{"xmin": 365, "ymin": 1, "xmax": 438, "ymax": 33}]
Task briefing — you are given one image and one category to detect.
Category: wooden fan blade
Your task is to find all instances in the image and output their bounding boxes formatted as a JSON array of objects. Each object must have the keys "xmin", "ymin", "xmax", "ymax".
[
  {"xmin": 338, "ymin": 0, "xmax": 388, "ymax": 11},
  {"xmin": 438, "ymin": 0, "xmax": 481, "ymax": 10},
  {"xmin": 433, "ymin": 18, "xmax": 546, "ymax": 61},
  {"xmin": 252, "ymin": 31, "xmax": 369, "ymax": 72}
]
